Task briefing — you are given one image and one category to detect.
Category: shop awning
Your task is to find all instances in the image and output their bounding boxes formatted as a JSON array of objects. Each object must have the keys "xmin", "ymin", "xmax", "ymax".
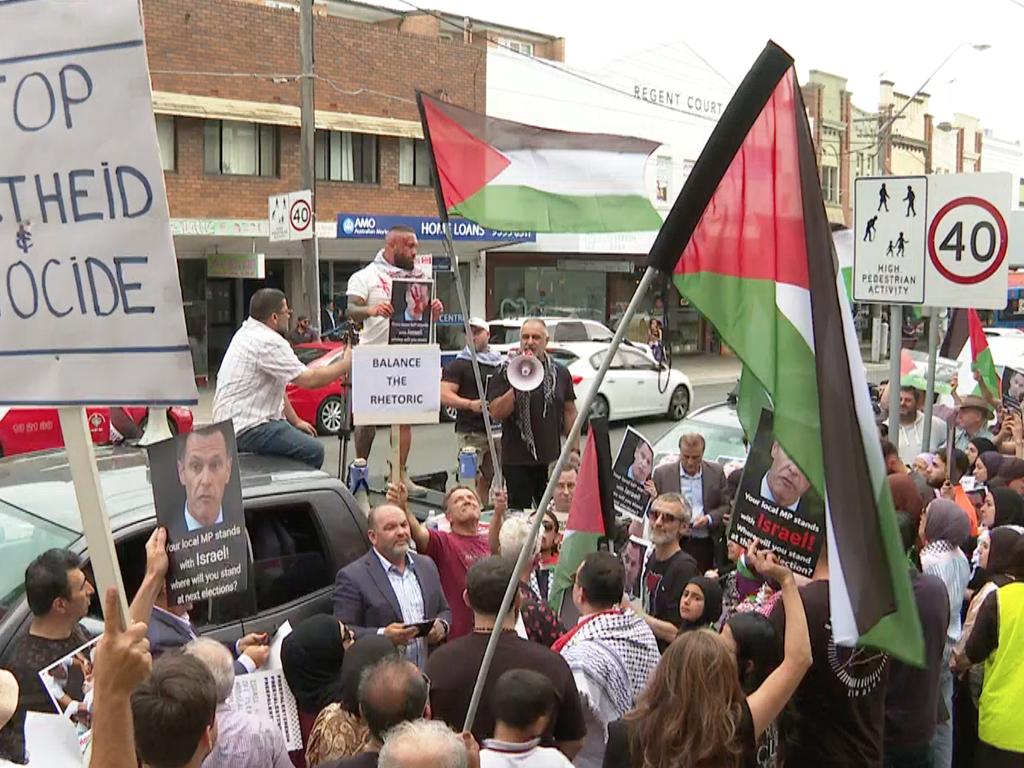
[{"xmin": 151, "ymin": 91, "xmax": 423, "ymax": 138}]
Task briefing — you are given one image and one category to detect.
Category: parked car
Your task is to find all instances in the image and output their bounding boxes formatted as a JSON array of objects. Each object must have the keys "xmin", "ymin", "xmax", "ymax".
[
  {"xmin": 547, "ymin": 343, "xmax": 693, "ymax": 422},
  {"xmin": 0, "ymin": 446, "xmax": 371, "ymax": 657},
  {"xmin": 0, "ymin": 406, "xmax": 193, "ymax": 459},
  {"xmin": 488, "ymin": 317, "xmax": 651, "ymax": 357},
  {"xmin": 286, "ymin": 341, "xmax": 349, "ymax": 435},
  {"xmin": 651, "ymin": 399, "xmax": 746, "ymax": 468}
]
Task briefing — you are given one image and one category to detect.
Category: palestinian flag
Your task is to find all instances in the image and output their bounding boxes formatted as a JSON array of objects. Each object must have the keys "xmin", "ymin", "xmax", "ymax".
[
  {"xmin": 940, "ymin": 308, "xmax": 969, "ymax": 359},
  {"xmin": 647, "ymin": 42, "xmax": 922, "ymax": 663},
  {"xmin": 549, "ymin": 418, "xmax": 614, "ymax": 615},
  {"xmin": 416, "ymin": 93, "xmax": 663, "ymax": 233},
  {"xmin": 969, "ymin": 308, "xmax": 1000, "ymax": 399}
]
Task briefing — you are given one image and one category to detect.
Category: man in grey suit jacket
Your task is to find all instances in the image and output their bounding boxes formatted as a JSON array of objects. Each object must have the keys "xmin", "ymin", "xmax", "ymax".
[
  {"xmin": 652, "ymin": 433, "xmax": 729, "ymax": 573},
  {"xmin": 333, "ymin": 504, "xmax": 451, "ymax": 669}
]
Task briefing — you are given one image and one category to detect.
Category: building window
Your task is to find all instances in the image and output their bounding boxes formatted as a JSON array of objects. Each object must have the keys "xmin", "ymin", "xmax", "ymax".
[
  {"xmin": 500, "ymin": 37, "xmax": 534, "ymax": 56},
  {"xmin": 203, "ymin": 120, "xmax": 278, "ymax": 177},
  {"xmin": 438, "ymin": 32, "xmax": 454, "ymax": 42},
  {"xmin": 315, "ymin": 130, "xmax": 378, "ymax": 183},
  {"xmin": 156, "ymin": 115, "xmax": 176, "ymax": 172},
  {"xmin": 655, "ymin": 156, "xmax": 672, "ymax": 203},
  {"xmin": 822, "ymin": 165, "xmax": 839, "ymax": 204},
  {"xmin": 400, "ymin": 138, "xmax": 432, "ymax": 187}
]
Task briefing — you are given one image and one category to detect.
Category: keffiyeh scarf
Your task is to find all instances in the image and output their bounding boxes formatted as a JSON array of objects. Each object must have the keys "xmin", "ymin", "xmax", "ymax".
[{"xmin": 513, "ymin": 353, "xmax": 556, "ymax": 460}]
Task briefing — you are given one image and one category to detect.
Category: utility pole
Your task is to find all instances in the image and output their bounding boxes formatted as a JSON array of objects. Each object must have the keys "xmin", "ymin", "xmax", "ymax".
[{"xmin": 299, "ymin": 0, "xmax": 321, "ymax": 328}]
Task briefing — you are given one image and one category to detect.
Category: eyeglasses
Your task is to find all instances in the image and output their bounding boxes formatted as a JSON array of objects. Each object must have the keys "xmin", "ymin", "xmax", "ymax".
[{"xmin": 647, "ymin": 508, "xmax": 684, "ymax": 524}]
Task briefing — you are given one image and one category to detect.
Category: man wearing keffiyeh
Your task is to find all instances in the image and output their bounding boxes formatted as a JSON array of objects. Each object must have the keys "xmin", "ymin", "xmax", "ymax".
[{"xmin": 488, "ymin": 319, "xmax": 578, "ymax": 510}]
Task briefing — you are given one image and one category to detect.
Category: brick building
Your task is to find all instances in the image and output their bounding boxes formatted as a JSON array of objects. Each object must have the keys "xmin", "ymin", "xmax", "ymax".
[{"xmin": 144, "ymin": 0, "xmax": 559, "ymax": 378}]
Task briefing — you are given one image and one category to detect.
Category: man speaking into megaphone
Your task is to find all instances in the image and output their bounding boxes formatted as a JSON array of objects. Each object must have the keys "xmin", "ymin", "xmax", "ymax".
[{"xmin": 487, "ymin": 319, "xmax": 578, "ymax": 509}]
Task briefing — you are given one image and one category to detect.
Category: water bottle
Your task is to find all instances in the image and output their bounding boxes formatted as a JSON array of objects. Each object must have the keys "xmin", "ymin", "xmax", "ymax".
[
  {"xmin": 347, "ymin": 459, "xmax": 370, "ymax": 517},
  {"xmin": 458, "ymin": 447, "xmax": 478, "ymax": 486}
]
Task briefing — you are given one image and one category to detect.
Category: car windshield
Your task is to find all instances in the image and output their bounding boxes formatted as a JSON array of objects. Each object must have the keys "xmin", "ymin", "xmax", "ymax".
[
  {"xmin": 0, "ymin": 499, "xmax": 78, "ymax": 620},
  {"xmin": 653, "ymin": 408, "xmax": 747, "ymax": 466},
  {"xmin": 294, "ymin": 347, "xmax": 328, "ymax": 365}
]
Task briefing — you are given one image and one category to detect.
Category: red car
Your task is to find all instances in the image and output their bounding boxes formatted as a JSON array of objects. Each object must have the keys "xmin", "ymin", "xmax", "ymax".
[
  {"xmin": 287, "ymin": 341, "xmax": 349, "ymax": 435},
  {"xmin": 0, "ymin": 406, "xmax": 194, "ymax": 459}
]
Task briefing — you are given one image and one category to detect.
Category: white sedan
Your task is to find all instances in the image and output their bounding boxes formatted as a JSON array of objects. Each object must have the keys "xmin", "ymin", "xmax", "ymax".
[{"xmin": 547, "ymin": 342, "xmax": 693, "ymax": 422}]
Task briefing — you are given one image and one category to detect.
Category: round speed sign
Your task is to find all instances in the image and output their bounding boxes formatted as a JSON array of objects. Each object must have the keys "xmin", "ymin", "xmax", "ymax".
[{"xmin": 927, "ymin": 196, "xmax": 1008, "ymax": 285}]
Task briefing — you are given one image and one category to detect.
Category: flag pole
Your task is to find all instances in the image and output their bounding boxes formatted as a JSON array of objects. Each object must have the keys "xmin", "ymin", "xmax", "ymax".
[
  {"xmin": 461, "ymin": 265, "xmax": 658, "ymax": 733},
  {"xmin": 415, "ymin": 92, "xmax": 502, "ymax": 491},
  {"xmin": 922, "ymin": 308, "xmax": 940, "ymax": 451}
]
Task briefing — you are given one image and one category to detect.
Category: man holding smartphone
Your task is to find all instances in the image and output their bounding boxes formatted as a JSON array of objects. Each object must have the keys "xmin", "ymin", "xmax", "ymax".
[{"xmin": 332, "ymin": 503, "xmax": 451, "ymax": 669}]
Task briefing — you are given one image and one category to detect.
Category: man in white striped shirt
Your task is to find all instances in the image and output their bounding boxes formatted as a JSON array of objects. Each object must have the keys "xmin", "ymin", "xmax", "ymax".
[{"xmin": 213, "ymin": 288, "xmax": 349, "ymax": 469}]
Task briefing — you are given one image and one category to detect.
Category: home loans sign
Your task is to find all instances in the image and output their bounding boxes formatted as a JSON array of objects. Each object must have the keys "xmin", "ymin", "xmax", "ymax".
[{"xmin": 0, "ymin": 1, "xmax": 197, "ymax": 405}]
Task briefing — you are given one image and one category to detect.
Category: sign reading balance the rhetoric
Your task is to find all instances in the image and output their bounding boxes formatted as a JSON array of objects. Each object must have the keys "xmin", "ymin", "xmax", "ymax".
[
  {"xmin": 853, "ymin": 173, "xmax": 1012, "ymax": 309},
  {"xmin": 352, "ymin": 344, "xmax": 441, "ymax": 426},
  {"xmin": 0, "ymin": 1, "xmax": 197, "ymax": 406}
]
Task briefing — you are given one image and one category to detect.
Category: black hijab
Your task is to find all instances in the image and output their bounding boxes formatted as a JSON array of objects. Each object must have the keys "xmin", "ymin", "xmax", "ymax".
[
  {"xmin": 992, "ymin": 488, "xmax": 1024, "ymax": 528},
  {"xmin": 988, "ymin": 527, "xmax": 1024, "ymax": 587},
  {"xmin": 679, "ymin": 576, "xmax": 724, "ymax": 631},
  {"xmin": 281, "ymin": 614, "xmax": 346, "ymax": 714},
  {"xmin": 340, "ymin": 635, "xmax": 399, "ymax": 713}
]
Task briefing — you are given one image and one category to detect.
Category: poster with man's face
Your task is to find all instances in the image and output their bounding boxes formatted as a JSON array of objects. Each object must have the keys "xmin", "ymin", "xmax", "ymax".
[
  {"xmin": 729, "ymin": 409, "xmax": 824, "ymax": 577},
  {"xmin": 147, "ymin": 420, "xmax": 248, "ymax": 606},
  {"xmin": 1002, "ymin": 366, "xmax": 1024, "ymax": 412},
  {"xmin": 389, "ymin": 278, "xmax": 434, "ymax": 344},
  {"xmin": 612, "ymin": 427, "xmax": 655, "ymax": 520}
]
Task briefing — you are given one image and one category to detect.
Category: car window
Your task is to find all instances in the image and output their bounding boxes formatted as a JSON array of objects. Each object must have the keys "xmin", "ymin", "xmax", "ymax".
[
  {"xmin": 590, "ymin": 351, "xmax": 626, "ymax": 370},
  {"xmin": 549, "ymin": 350, "xmax": 579, "ymax": 368},
  {"xmin": 246, "ymin": 501, "xmax": 333, "ymax": 613},
  {"xmin": 294, "ymin": 347, "xmax": 328, "ymax": 365},
  {"xmin": 0, "ymin": 500, "xmax": 78, "ymax": 621},
  {"xmin": 620, "ymin": 348, "xmax": 655, "ymax": 370},
  {"xmin": 552, "ymin": 321, "xmax": 588, "ymax": 343},
  {"xmin": 489, "ymin": 325, "xmax": 521, "ymax": 345},
  {"xmin": 585, "ymin": 322, "xmax": 614, "ymax": 342}
]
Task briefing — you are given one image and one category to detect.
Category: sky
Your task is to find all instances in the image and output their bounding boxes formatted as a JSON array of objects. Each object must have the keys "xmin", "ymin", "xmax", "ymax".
[{"xmin": 382, "ymin": 0, "xmax": 1024, "ymax": 141}]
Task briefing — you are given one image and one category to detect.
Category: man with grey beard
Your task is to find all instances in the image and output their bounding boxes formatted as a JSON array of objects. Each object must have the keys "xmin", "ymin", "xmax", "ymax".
[{"xmin": 631, "ymin": 493, "xmax": 699, "ymax": 652}]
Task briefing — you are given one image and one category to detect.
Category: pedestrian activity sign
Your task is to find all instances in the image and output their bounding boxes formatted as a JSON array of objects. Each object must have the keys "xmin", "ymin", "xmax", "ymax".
[
  {"xmin": 853, "ymin": 173, "xmax": 1011, "ymax": 309},
  {"xmin": 853, "ymin": 177, "xmax": 927, "ymax": 303},
  {"xmin": 269, "ymin": 190, "xmax": 313, "ymax": 242}
]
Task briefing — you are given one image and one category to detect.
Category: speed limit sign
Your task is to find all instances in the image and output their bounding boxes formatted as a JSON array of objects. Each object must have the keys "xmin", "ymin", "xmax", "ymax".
[{"xmin": 923, "ymin": 173, "xmax": 1011, "ymax": 309}]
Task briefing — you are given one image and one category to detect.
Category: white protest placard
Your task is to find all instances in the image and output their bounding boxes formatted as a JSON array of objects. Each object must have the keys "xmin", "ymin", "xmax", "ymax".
[
  {"xmin": 853, "ymin": 176, "xmax": 928, "ymax": 304},
  {"xmin": 1, "ymin": 1, "xmax": 197, "ymax": 406},
  {"xmin": 228, "ymin": 669, "xmax": 302, "ymax": 751},
  {"xmin": 352, "ymin": 344, "xmax": 441, "ymax": 425},
  {"xmin": 922, "ymin": 172, "xmax": 1012, "ymax": 309}
]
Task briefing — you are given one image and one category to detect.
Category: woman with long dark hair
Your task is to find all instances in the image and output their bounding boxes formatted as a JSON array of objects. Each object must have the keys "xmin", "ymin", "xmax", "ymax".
[
  {"xmin": 722, "ymin": 613, "xmax": 783, "ymax": 768},
  {"xmin": 603, "ymin": 542, "xmax": 810, "ymax": 768}
]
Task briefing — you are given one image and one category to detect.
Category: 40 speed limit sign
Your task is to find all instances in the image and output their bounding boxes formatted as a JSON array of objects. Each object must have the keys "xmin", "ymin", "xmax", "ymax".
[{"xmin": 924, "ymin": 174, "xmax": 1012, "ymax": 309}]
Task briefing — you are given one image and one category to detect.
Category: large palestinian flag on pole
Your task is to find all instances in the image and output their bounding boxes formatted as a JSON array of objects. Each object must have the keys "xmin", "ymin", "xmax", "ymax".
[
  {"xmin": 647, "ymin": 42, "xmax": 922, "ymax": 663},
  {"xmin": 416, "ymin": 93, "xmax": 663, "ymax": 233}
]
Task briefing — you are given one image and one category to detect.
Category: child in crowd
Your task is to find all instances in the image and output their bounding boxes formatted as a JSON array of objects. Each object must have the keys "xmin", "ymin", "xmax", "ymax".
[{"xmin": 480, "ymin": 669, "xmax": 574, "ymax": 767}]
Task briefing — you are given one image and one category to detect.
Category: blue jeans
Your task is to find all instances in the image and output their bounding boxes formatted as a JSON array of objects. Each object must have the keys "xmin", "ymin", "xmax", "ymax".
[
  {"xmin": 236, "ymin": 420, "xmax": 324, "ymax": 469},
  {"xmin": 931, "ymin": 664, "xmax": 954, "ymax": 768}
]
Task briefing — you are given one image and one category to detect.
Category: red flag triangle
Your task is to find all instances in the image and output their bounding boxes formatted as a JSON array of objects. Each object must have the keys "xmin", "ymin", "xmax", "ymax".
[{"xmin": 565, "ymin": 429, "xmax": 606, "ymax": 536}]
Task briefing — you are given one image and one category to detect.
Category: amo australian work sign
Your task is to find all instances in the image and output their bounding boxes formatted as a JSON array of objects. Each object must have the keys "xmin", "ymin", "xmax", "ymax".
[
  {"xmin": 0, "ymin": 1, "xmax": 197, "ymax": 406},
  {"xmin": 337, "ymin": 213, "xmax": 536, "ymax": 243}
]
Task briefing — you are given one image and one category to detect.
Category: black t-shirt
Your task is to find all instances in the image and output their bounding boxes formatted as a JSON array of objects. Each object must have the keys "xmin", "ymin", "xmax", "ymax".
[
  {"xmin": 486, "ymin": 361, "xmax": 575, "ymax": 466},
  {"xmin": 0, "ymin": 626, "xmax": 90, "ymax": 763},
  {"xmin": 602, "ymin": 700, "xmax": 755, "ymax": 768},
  {"xmin": 884, "ymin": 569, "xmax": 949, "ymax": 747},
  {"xmin": 770, "ymin": 580, "xmax": 889, "ymax": 768},
  {"xmin": 424, "ymin": 630, "xmax": 586, "ymax": 745},
  {"xmin": 442, "ymin": 357, "xmax": 500, "ymax": 434},
  {"xmin": 643, "ymin": 548, "xmax": 699, "ymax": 652}
]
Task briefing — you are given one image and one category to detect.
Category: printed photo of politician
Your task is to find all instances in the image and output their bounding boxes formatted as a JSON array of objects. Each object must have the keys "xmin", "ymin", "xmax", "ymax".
[
  {"xmin": 759, "ymin": 442, "xmax": 812, "ymax": 512},
  {"xmin": 147, "ymin": 420, "xmax": 244, "ymax": 544}
]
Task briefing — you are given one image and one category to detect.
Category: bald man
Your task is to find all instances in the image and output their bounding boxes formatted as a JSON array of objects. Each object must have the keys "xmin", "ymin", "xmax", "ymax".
[
  {"xmin": 487, "ymin": 319, "xmax": 577, "ymax": 510},
  {"xmin": 347, "ymin": 225, "xmax": 444, "ymax": 496}
]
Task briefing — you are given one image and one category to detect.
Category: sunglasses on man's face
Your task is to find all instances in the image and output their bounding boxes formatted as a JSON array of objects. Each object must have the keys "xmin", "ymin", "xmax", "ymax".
[{"xmin": 647, "ymin": 508, "xmax": 684, "ymax": 524}]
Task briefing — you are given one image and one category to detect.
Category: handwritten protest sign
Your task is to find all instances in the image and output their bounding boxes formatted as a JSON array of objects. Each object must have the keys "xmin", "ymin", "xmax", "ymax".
[
  {"xmin": 612, "ymin": 427, "xmax": 654, "ymax": 520},
  {"xmin": 352, "ymin": 344, "xmax": 441, "ymax": 425},
  {"xmin": 147, "ymin": 422, "xmax": 248, "ymax": 605},
  {"xmin": 729, "ymin": 409, "xmax": 825, "ymax": 577},
  {"xmin": 0, "ymin": 1, "xmax": 197, "ymax": 406}
]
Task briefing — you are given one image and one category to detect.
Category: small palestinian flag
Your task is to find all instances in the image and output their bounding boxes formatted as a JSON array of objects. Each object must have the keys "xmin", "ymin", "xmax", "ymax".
[
  {"xmin": 549, "ymin": 418, "xmax": 614, "ymax": 615},
  {"xmin": 416, "ymin": 93, "xmax": 663, "ymax": 233},
  {"xmin": 968, "ymin": 308, "xmax": 1000, "ymax": 399},
  {"xmin": 647, "ymin": 42, "xmax": 922, "ymax": 663}
]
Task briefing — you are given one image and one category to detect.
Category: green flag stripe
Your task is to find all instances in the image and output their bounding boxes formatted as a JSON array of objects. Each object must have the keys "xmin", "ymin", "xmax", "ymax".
[{"xmin": 549, "ymin": 529, "xmax": 601, "ymax": 615}]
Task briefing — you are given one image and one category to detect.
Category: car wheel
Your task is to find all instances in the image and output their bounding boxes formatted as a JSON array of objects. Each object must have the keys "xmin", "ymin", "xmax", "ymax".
[
  {"xmin": 668, "ymin": 386, "xmax": 690, "ymax": 420},
  {"xmin": 440, "ymin": 405, "xmax": 459, "ymax": 423},
  {"xmin": 590, "ymin": 394, "xmax": 610, "ymax": 421},
  {"xmin": 316, "ymin": 396, "xmax": 345, "ymax": 435}
]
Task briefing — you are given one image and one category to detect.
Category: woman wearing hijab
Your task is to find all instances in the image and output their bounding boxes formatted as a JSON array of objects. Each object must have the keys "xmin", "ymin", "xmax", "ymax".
[
  {"xmin": 305, "ymin": 635, "xmax": 397, "ymax": 766},
  {"xmin": 952, "ymin": 527, "xmax": 1024, "ymax": 767},
  {"xmin": 919, "ymin": 499, "xmax": 972, "ymax": 768},
  {"xmin": 888, "ymin": 473, "xmax": 926, "ymax": 529},
  {"xmin": 975, "ymin": 451, "xmax": 1005, "ymax": 485},
  {"xmin": 967, "ymin": 437, "xmax": 997, "ymax": 470},
  {"xmin": 676, "ymin": 576, "xmax": 724, "ymax": 633},
  {"xmin": 280, "ymin": 615, "xmax": 356, "ymax": 760},
  {"xmin": 992, "ymin": 487, "xmax": 1024, "ymax": 528}
]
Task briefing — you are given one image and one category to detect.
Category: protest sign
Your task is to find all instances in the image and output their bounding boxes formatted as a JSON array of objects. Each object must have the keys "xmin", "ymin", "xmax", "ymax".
[
  {"xmin": 0, "ymin": 1, "xmax": 197, "ymax": 405},
  {"xmin": 146, "ymin": 421, "xmax": 248, "ymax": 606},
  {"xmin": 612, "ymin": 427, "xmax": 654, "ymax": 520},
  {"xmin": 37, "ymin": 635, "xmax": 100, "ymax": 756},
  {"xmin": 729, "ymin": 409, "xmax": 825, "ymax": 577},
  {"xmin": 389, "ymin": 278, "xmax": 434, "ymax": 344},
  {"xmin": 352, "ymin": 344, "xmax": 441, "ymax": 425},
  {"xmin": 229, "ymin": 669, "xmax": 302, "ymax": 751},
  {"xmin": 1002, "ymin": 366, "xmax": 1024, "ymax": 413}
]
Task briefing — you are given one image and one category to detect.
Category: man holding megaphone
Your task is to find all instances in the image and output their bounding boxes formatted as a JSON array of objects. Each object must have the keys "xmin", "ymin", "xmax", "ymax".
[{"xmin": 487, "ymin": 319, "xmax": 578, "ymax": 509}]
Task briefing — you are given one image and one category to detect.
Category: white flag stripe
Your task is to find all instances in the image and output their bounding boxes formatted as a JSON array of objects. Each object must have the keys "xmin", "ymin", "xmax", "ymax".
[
  {"xmin": 490, "ymin": 148, "xmax": 651, "ymax": 198},
  {"xmin": 775, "ymin": 283, "xmax": 814, "ymax": 351}
]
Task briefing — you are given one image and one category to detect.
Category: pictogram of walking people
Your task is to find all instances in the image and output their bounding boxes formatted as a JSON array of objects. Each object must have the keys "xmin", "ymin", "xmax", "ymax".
[
  {"xmin": 877, "ymin": 183, "xmax": 890, "ymax": 212},
  {"xmin": 863, "ymin": 182, "xmax": 918, "ymax": 243},
  {"xmin": 903, "ymin": 185, "xmax": 916, "ymax": 216}
]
